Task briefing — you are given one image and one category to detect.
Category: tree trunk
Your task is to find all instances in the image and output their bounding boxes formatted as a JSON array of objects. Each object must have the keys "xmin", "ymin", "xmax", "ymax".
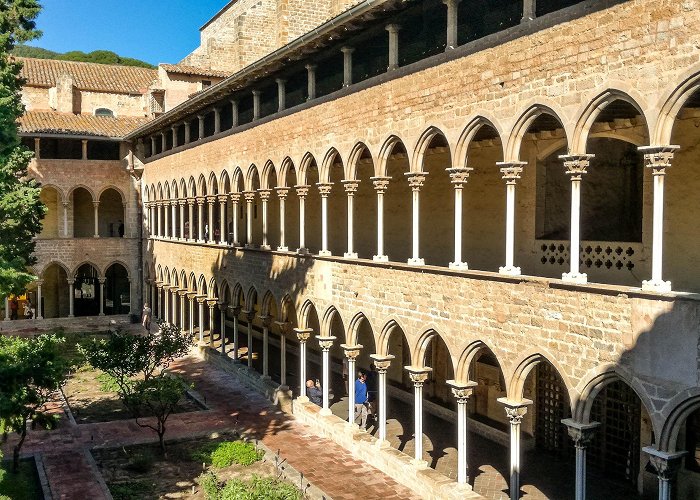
[
  {"xmin": 158, "ymin": 421, "xmax": 166, "ymax": 456},
  {"xmin": 13, "ymin": 421, "xmax": 27, "ymax": 472}
]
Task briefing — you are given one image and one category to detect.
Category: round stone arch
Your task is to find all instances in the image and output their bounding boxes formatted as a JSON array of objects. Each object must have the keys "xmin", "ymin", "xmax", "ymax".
[
  {"xmin": 504, "ymin": 102, "xmax": 571, "ymax": 162},
  {"xmin": 651, "ymin": 65, "xmax": 700, "ymax": 146},
  {"xmin": 453, "ymin": 114, "xmax": 506, "ymax": 169},
  {"xmin": 208, "ymin": 277, "xmax": 219, "ymax": 300},
  {"xmin": 103, "ymin": 260, "xmax": 131, "ymax": 281},
  {"xmin": 68, "ymin": 184, "xmax": 97, "ymax": 203},
  {"xmin": 506, "ymin": 348, "xmax": 578, "ymax": 410},
  {"xmin": 657, "ymin": 388, "xmax": 700, "ymax": 453},
  {"xmin": 410, "ymin": 125, "xmax": 455, "ymax": 174},
  {"xmin": 197, "ymin": 275, "xmax": 208, "ymax": 298},
  {"xmin": 570, "ymin": 87, "xmax": 650, "ymax": 154},
  {"xmin": 40, "ymin": 259, "xmax": 71, "ymax": 279},
  {"xmin": 219, "ymin": 169, "xmax": 231, "ymax": 194},
  {"xmin": 72, "ymin": 260, "xmax": 102, "ymax": 279}
]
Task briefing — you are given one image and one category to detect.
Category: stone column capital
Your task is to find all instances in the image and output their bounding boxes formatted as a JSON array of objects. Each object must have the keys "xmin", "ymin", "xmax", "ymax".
[
  {"xmin": 497, "ymin": 161, "xmax": 527, "ymax": 183},
  {"xmin": 446, "ymin": 167, "xmax": 473, "ymax": 185},
  {"xmin": 386, "ymin": 23, "xmax": 401, "ymax": 33},
  {"xmin": 498, "ymin": 398, "xmax": 532, "ymax": 424},
  {"xmin": 92, "ymin": 200, "xmax": 100, "ymax": 207},
  {"xmin": 67, "ymin": 278, "xmax": 75, "ymax": 285},
  {"xmin": 447, "ymin": 379, "xmax": 478, "ymax": 402},
  {"xmin": 644, "ymin": 447, "xmax": 687, "ymax": 481},
  {"xmin": 275, "ymin": 77, "xmax": 287, "ymax": 85},
  {"xmin": 405, "ymin": 172, "xmax": 427, "ymax": 191},
  {"xmin": 177, "ymin": 289, "xmax": 189, "ymax": 297},
  {"xmin": 340, "ymin": 343, "xmax": 363, "ymax": 359},
  {"xmin": 206, "ymin": 298, "xmax": 218, "ymax": 307},
  {"xmin": 293, "ymin": 327, "xmax": 313, "ymax": 342},
  {"xmin": 257, "ymin": 189, "xmax": 272, "ymax": 202},
  {"xmin": 295, "ymin": 184, "xmax": 310, "ymax": 198},
  {"xmin": 341, "ymin": 46, "xmax": 355, "ymax": 55},
  {"xmin": 371, "ymin": 176, "xmax": 391, "ymax": 193},
  {"xmin": 241, "ymin": 309, "xmax": 255, "ymax": 322},
  {"xmin": 258, "ymin": 314, "xmax": 272, "ymax": 327},
  {"xmin": 186, "ymin": 291, "xmax": 198, "ymax": 300},
  {"xmin": 275, "ymin": 187, "xmax": 290, "ymax": 199},
  {"xmin": 217, "ymin": 194, "xmax": 228, "ymax": 204},
  {"xmin": 243, "ymin": 191, "xmax": 256, "ymax": 202},
  {"xmin": 178, "ymin": 199, "xmax": 186, "ymax": 206},
  {"xmin": 62, "ymin": 201, "xmax": 69, "ymax": 207},
  {"xmin": 206, "ymin": 195, "xmax": 217, "ymax": 204},
  {"xmin": 196, "ymin": 295, "xmax": 208, "ymax": 304},
  {"xmin": 370, "ymin": 354, "xmax": 395, "ymax": 373},
  {"xmin": 251, "ymin": 89, "xmax": 261, "ymax": 97},
  {"xmin": 228, "ymin": 304, "xmax": 241, "ymax": 315},
  {"xmin": 559, "ymin": 153, "xmax": 594, "ymax": 179},
  {"xmin": 230, "ymin": 192, "xmax": 241, "ymax": 203},
  {"xmin": 34, "ymin": 279, "xmax": 44, "ymax": 286},
  {"xmin": 274, "ymin": 320, "xmax": 291, "ymax": 334},
  {"xmin": 316, "ymin": 335, "xmax": 337, "ymax": 351},
  {"xmin": 639, "ymin": 145, "xmax": 680, "ymax": 174},
  {"xmin": 187, "ymin": 198, "xmax": 196, "ymax": 206},
  {"xmin": 316, "ymin": 182, "xmax": 333, "ymax": 197},
  {"xmin": 562, "ymin": 418, "xmax": 600, "ymax": 448},
  {"xmin": 98, "ymin": 277, "xmax": 106, "ymax": 284},
  {"xmin": 342, "ymin": 179, "xmax": 360, "ymax": 194},
  {"xmin": 305, "ymin": 63, "xmax": 317, "ymax": 72},
  {"xmin": 196, "ymin": 196, "xmax": 205, "ymax": 206},
  {"xmin": 197, "ymin": 114, "xmax": 205, "ymax": 121},
  {"xmin": 405, "ymin": 366, "xmax": 432, "ymax": 386}
]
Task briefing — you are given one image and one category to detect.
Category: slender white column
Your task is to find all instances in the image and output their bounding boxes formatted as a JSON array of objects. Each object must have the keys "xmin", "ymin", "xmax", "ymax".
[
  {"xmin": 68, "ymin": 279, "xmax": 75, "ymax": 317},
  {"xmin": 187, "ymin": 199, "xmax": 194, "ymax": 240},
  {"xmin": 245, "ymin": 312, "xmax": 254, "ymax": 367},
  {"xmin": 92, "ymin": 201, "xmax": 100, "ymax": 238},
  {"xmin": 171, "ymin": 200, "xmax": 177, "ymax": 240},
  {"xmin": 197, "ymin": 115, "xmax": 204, "ymax": 140},
  {"xmin": 497, "ymin": 162, "xmax": 526, "ymax": 275},
  {"xmin": 184, "ymin": 122, "xmax": 191, "ymax": 144},
  {"xmin": 444, "ymin": 0, "xmax": 461, "ymax": 50},
  {"xmin": 386, "ymin": 24, "xmax": 401, "ymax": 71},
  {"xmin": 197, "ymin": 198, "xmax": 204, "ymax": 242},
  {"xmin": 371, "ymin": 177, "xmax": 390, "ymax": 261},
  {"xmin": 230, "ymin": 307, "xmax": 241, "ymax": 361},
  {"xmin": 370, "ymin": 355, "xmax": 394, "ymax": 445},
  {"xmin": 178, "ymin": 200, "xmax": 185, "ymax": 240},
  {"xmin": 640, "ymin": 146, "xmax": 679, "ymax": 292},
  {"xmin": 498, "ymin": 399, "xmax": 531, "ymax": 500},
  {"xmin": 252, "ymin": 90, "xmax": 261, "ymax": 120},
  {"xmin": 207, "ymin": 196, "xmax": 216, "ymax": 244},
  {"xmin": 448, "ymin": 381, "xmax": 476, "ymax": 484},
  {"xmin": 276, "ymin": 78, "xmax": 286, "ymax": 112},
  {"xmin": 98, "ymin": 278, "xmax": 105, "ymax": 316},
  {"xmin": 218, "ymin": 196, "xmax": 227, "ymax": 245},
  {"xmin": 276, "ymin": 188, "xmax": 289, "ymax": 251},
  {"xmin": 179, "ymin": 292, "xmax": 186, "ymax": 331},
  {"xmin": 341, "ymin": 46, "xmax": 354, "ymax": 86},
  {"xmin": 295, "ymin": 328, "xmax": 312, "ymax": 401},
  {"xmin": 164, "ymin": 202, "xmax": 170, "ymax": 239},
  {"xmin": 244, "ymin": 191, "xmax": 255, "ymax": 248},
  {"xmin": 35, "ymin": 281, "xmax": 43, "ymax": 319},
  {"xmin": 163, "ymin": 287, "xmax": 170, "ymax": 324},
  {"xmin": 280, "ymin": 332, "xmax": 287, "ymax": 386},
  {"xmin": 342, "ymin": 345, "xmax": 362, "ymax": 426},
  {"xmin": 560, "ymin": 155, "xmax": 593, "ymax": 283},
  {"xmin": 644, "ymin": 448, "xmax": 686, "ymax": 500},
  {"xmin": 230, "ymin": 193, "xmax": 241, "ymax": 245},
  {"xmin": 317, "ymin": 335, "xmax": 336, "ymax": 416},
  {"xmin": 230, "ymin": 99, "xmax": 239, "ymax": 127},
  {"xmin": 405, "ymin": 173, "xmax": 427, "ymax": 265},
  {"xmin": 213, "ymin": 106, "xmax": 221, "ymax": 134},
  {"xmin": 197, "ymin": 298, "xmax": 205, "ymax": 342},
  {"xmin": 317, "ymin": 183, "xmax": 332, "ymax": 256},
  {"xmin": 157, "ymin": 202, "xmax": 163, "ymax": 237},
  {"xmin": 4, "ymin": 297, "xmax": 10, "ymax": 321},
  {"xmin": 259, "ymin": 189, "xmax": 271, "ymax": 250},
  {"xmin": 296, "ymin": 185, "xmax": 309, "ymax": 253},
  {"xmin": 207, "ymin": 302, "xmax": 216, "ymax": 344},
  {"xmin": 62, "ymin": 202, "xmax": 69, "ymax": 237},
  {"xmin": 342, "ymin": 180, "xmax": 359, "ymax": 258},
  {"xmin": 407, "ymin": 367, "xmax": 432, "ymax": 466},
  {"xmin": 305, "ymin": 64, "xmax": 316, "ymax": 100},
  {"xmin": 447, "ymin": 168, "xmax": 472, "ymax": 269},
  {"xmin": 188, "ymin": 296, "xmax": 194, "ymax": 334},
  {"xmin": 563, "ymin": 419, "xmax": 600, "ymax": 500},
  {"xmin": 260, "ymin": 315, "xmax": 271, "ymax": 378}
]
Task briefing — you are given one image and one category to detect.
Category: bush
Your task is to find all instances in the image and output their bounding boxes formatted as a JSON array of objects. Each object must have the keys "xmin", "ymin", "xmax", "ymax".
[
  {"xmin": 200, "ymin": 474, "xmax": 301, "ymax": 500},
  {"xmin": 124, "ymin": 451, "xmax": 154, "ymax": 474},
  {"xmin": 193, "ymin": 441, "xmax": 263, "ymax": 468},
  {"xmin": 198, "ymin": 471, "xmax": 221, "ymax": 500},
  {"xmin": 109, "ymin": 480, "xmax": 152, "ymax": 500}
]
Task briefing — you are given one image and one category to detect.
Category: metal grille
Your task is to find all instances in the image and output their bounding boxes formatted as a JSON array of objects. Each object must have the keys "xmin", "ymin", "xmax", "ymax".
[
  {"xmin": 535, "ymin": 363, "xmax": 571, "ymax": 454},
  {"xmin": 590, "ymin": 380, "xmax": 641, "ymax": 484}
]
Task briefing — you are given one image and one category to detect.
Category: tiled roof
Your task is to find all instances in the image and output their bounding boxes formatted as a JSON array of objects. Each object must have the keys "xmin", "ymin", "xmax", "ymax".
[
  {"xmin": 17, "ymin": 57, "xmax": 157, "ymax": 94},
  {"xmin": 160, "ymin": 63, "xmax": 229, "ymax": 79},
  {"xmin": 18, "ymin": 111, "xmax": 149, "ymax": 138}
]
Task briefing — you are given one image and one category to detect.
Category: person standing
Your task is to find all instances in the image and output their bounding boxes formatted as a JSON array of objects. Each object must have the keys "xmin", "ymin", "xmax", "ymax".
[
  {"xmin": 354, "ymin": 370, "xmax": 369, "ymax": 429},
  {"xmin": 306, "ymin": 379, "xmax": 322, "ymax": 406},
  {"xmin": 10, "ymin": 297, "xmax": 18, "ymax": 320},
  {"xmin": 142, "ymin": 302, "xmax": 152, "ymax": 333}
]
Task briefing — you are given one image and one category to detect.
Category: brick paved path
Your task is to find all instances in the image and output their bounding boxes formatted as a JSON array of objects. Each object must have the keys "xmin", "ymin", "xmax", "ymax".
[{"xmin": 2, "ymin": 354, "xmax": 421, "ymax": 500}]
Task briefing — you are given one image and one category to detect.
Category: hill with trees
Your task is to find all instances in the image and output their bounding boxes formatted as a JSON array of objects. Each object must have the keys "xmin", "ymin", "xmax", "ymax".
[{"xmin": 12, "ymin": 45, "xmax": 155, "ymax": 68}]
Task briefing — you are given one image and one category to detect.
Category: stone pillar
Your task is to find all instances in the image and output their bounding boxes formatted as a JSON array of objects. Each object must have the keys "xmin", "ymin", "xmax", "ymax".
[
  {"xmin": 34, "ymin": 137, "xmax": 41, "ymax": 159},
  {"xmin": 406, "ymin": 173, "xmax": 427, "ymax": 265},
  {"xmin": 81, "ymin": 139, "xmax": 88, "ymax": 160},
  {"xmin": 444, "ymin": 0, "xmax": 460, "ymax": 49},
  {"xmin": 305, "ymin": 64, "xmax": 316, "ymax": 100},
  {"xmin": 245, "ymin": 311, "xmax": 255, "ymax": 368},
  {"xmin": 197, "ymin": 297, "xmax": 206, "ymax": 342},
  {"xmin": 448, "ymin": 381, "xmax": 476, "ymax": 484},
  {"xmin": 276, "ymin": 78, "xmax": 286, "ymax": 112},
  {"xmin": 187, "ymin": 199, "xmax": 195, "ymax": 240},
  {"xmin": 276, "ymin": 321, "xmax": 290, "ymax": 387},
  {"xmin": 562, "ymin": 419, "xmax": 600, "ymax": 500},
  {"xmin": 157, "ymin": 202, "xmax": 163, "ymax": 237},
  {"xmin": 386, "ymin": 24, "xmax": 401, "ymax": 71},
  {"xmin": 161, "ymin": 131, "xmax": 167, "ymax": 152},
  {"xmin": 317, "ymin": 335, "xmax": 336, "ymax": 415},
  {"xmin": 252, "ymin": 90, "xmax": 261, "ymax": 120},
  {"xmin": 179, "ymin": 291, "xmax": 186, "ymax": 332},
  {"xmin": 497, "ymin": 162, "xmax": 526, "ymax": 275},
  {"xmin": 294, "ymin": 328, "xmax": 313, "ymax": 401},
  {"xmin": 341, "ymin": 46, "xmax": 354, "ymax": 86},
  {"xmin": 318, "ymin": 183, "xmax": 333, "ymax": 256},
  {"xmin": 178, "ymin": 200, "xmax": 185, "ymax": 240},
  {"xmin": 640, "ymin": 146, "xmax": 679, "ymax": 292},
  {"xmin": 92, "ymin": 201, "xmax": 100, "ymax": 238},
  {"xmin": 171, "ymin": 200, "xmax": 177, "ymax": 240},
  {"xmin": 370, "ymin": 354, "xmax": 395, "ymax": 445},
  {"xmin": 184, "ymin": 121, "xmax": 191, "ymax": 144},
  {"xmin": 276, "ymin": 188, "xmax": 289, "ymax": 251},
  {"xmin": 219, "ymin": 303, "xmax": 227, "ymax": 354},
  {"xmin": 171, "ymin": 125, "xmax": 178, "ymax": 148},
  {"xmin": 447, "ymin": 167, "xmax": 472, "ymax": 269},
  {"xmin": 296, "ymin": 185, "xmax": 310, "ymax": 253},
  {"xmin": 230, "ymin": 193, "xmax": 241, "ymax": 245},
  {"xmin": 68, "ymin": 279, "xmax": 75, "ymax": 317},
  {"xmin": 163, "ymin": 286, "xmax": 171, "ymax": 324},
  {"xmin": 230, "ymin": 99, "xmax": 239, "ymax": 128},
  {"xmin": 163, "ymin": 201, "xmax": 170, "ymax": 239},
  {"xmin": 561, "ymin": 154, "xmax": 594, "ymax": 284},
  {"xmin": 4, "ymin": 297, "xmax": 9, "ymax": 321},
  {"xmin": 371, "ymin": 177, "xmax": 390, "ymax": 261},
  {"xmin": 197, "ymin": 114, "xmax": 204, "ymax": 140},
  {"xmin": 150, "ymin": 136, "xmax": 156, "ymax": 155},
  {"xmin": 36, "ymin": 280, "xmax": 43, "ymax": 320},
  {"xmin": 213, "ymin": 107, "xmax": 221, "ymax": 134},
  {"xmin": 260, "ymin": 315, "xmax": 271, "ymax": 378},
  {"xmin": 258, "ymin": 189, "xmax": 271, "ymax": 249},
  {"xmin": 98, "ymin": 278, "xmax": 105, "ymax": 316},
  {"xmin": 188, "ymin": 293, "xmax": 195, "ymax": 334},
  {"xmin": 406, "ymin": 367, "xmax": 432, "ymax": 466},
  {"xmin": 342, "ymin": 345, "xmax": 362, "ymax": 426},
  {"xmin": 217, "ymin": 195, "xmax": 228, "ymax": 245},
  {"xmin": 207, "ymin": 300, "xmax": 217, "ymax": 344},
  {"xmin": 206, "ymin": 196, "xmax": 216, "ymax": 244},
  {"xmin": 228, "ymin": 306, "xmax": 240, "ymax": 360},
  {"xmin": 244, "ymin": 191, "xmax": 255, "ymax": 247},
  {"xmin": 197, "ymin": 197, "xmax": 205, "ymax": 242},
  {"xmin": 62, "ymin": 201, "xmax": 69, "ymax": 237},
  {"xmin": 342, "ymin": 180, "xmax": 359, "ymax": 258},
  {"xmin": 644, "ymin": 447, "xmax": 686, "ymax": 500},
  {"xmin": 498, "ymin": 398, "xmax": 531, "ymax": 500},
  {"xmin": 522, "ymin": 0, "xmax": 535, "ymax": 22}
]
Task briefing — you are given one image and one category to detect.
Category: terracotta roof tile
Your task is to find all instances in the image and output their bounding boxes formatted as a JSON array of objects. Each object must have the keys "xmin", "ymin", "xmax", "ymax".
[
  {"xmin": 18, "ymin": 111, "xmax": 149, "ymax": 138},
  {"xmin": 160, "ymin": 63, "xmax": 229, "ymax": 79},
  {"xmin": 17, "ymin": 57, "xmax": 157, "ymax": 94}
]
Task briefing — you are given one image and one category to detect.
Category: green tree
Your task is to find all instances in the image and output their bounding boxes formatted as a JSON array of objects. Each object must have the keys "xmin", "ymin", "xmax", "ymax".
[
  {"xmin": 81, "ymin": 323, "xmax": 194, "ymax": 453},
  {"xmin": 0, "ymin": 0, "xmax": 45, "ymax": 298},
  {"xmin": 0, "ymin": 334, "xmax": 67, "ymax": 472}
]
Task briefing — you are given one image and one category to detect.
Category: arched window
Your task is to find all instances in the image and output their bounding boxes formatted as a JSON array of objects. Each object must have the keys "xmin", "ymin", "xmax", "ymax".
[{"xmin": 94, "ymin": 108, "xmax": 114, "ymax": 117}]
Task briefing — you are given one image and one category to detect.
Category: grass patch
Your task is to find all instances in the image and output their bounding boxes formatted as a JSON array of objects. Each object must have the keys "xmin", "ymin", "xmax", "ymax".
[
  {"xmin": 193, "ymin": 441, "xmax": 263, "ymax": 468},
  {"xmin": 108, "ymin": 480, "xmax": 153, "ymax": 500},
  {"xmin": 199, "ymin": 472, "xmax": 301, "ymax": 500},
  {"xmin": 0, "ymin": 459, "xmax": 42, "ymax": 500}
]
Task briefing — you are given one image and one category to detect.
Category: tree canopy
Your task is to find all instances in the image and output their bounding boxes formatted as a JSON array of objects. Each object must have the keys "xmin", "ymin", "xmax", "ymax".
[
  {"xmin": 12, "ymin": 45, "xmax": 156, "ymax": 69},
  {"xmin": 0, "ymin": 0, "xmax": 45, "ymax": 297}
]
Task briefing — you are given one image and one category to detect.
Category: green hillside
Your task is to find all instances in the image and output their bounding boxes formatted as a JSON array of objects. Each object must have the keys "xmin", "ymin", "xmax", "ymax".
[{"xmin": 12, "ymin": 45, "xmax": 155, "ymax": 69}]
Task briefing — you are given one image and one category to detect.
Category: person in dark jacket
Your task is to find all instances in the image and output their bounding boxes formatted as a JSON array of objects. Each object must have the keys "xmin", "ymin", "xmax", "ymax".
[{"xmin": 306, "ymin": 379, "xmax": 322, "ymax": 406}]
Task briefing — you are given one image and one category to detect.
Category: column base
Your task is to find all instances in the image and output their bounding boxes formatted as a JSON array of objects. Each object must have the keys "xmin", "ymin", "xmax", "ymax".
[
  {"xmin": 407, "ymin": 257, "xmax": 425, "ymax": 266},
  {"xmin": 260, "ymin": 374, "xmax": 271, "ymax": 381},
  {"xmin": 642, "ymin": 279, "xmax": 672, "ymax": 293},
  {"xmin": 375, "ymin": 439, "xmax": 391, "ymax": 449},
  {"xmin": 320, "ymin": 408, "xmax": 333, "ymax": 416},
  {"xmin": 219, "ymin": 241, "xmax": 228, "ymax": 246},
  {"xmin": 98, "ymin": 312, "xmax": 105, "ymax": 317},
  {"xmin": 499, "ymin": 265, "xmax": 521, "ymax": 276},
  {"xmin": 68, "ymin": 314, "xmax": 74, "ymax": 318},
  {"xmin": 345, "ymin": 422, "xmax": 360, "ymax": 432},
  {"xmin": 373, "ymin": 255, "xmax": 388, "ymax": 262},
  {"xmin": 297, "ymin": 395, "xmax": 310, "ymax": 403},
  {"xmin": 197, "ymin": 239, "xmax": 205, "ymax": 244},
  {"xmin": 410, "ymin": 458, "xmax": 429, "ymax": 469},
  {"xmin": 562, "ymin": 272, "xmax": 588, "ymax": 284},
  {"xmin": 277, "ymin": 246, "xmax": 289, "ymax": 252},
  {"xmin": 260, "ymin": 244, "xmax": 271, "ymax": 250},
  {"xmin": 36, "ymin": 316, "xmax": 43, "ymax": 320},
  {"xmin": 318, "ymin": 250, "xmax": 332, "ymax": 256},
  {"xmin": 297, "ymin": 248, "xmax": 309, "ymax": 255},
  {"xmin": 343, "ymin": 252, "xmax": 358, "ymax": 259},
  {"xmin": 449, "ymin": 261, "xmax": 469, "ymax": 270}
]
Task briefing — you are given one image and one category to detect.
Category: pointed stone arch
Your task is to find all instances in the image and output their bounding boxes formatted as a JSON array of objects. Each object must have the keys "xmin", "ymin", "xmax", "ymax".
[
  {"xmin": 454, "ymin": 115, "xmax": 506, "ymax": 169},
  {"xmin": 411, "ymin": 126, "xmax": 453, "ymax": 173}
]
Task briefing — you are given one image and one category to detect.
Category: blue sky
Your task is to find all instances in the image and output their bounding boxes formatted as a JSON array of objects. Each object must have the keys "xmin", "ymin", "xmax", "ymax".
[{"xmin": 26, "ymin": 1, "xmax": 230, "ymax": 65}]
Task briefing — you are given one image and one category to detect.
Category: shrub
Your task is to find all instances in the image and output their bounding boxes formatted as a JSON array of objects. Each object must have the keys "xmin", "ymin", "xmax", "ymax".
[
  {"xmin": 193, "ymin": 440, "xmax": 263, "ymax": 468},
  {"xmin": 198, "ymin": 471, "xmax": 221, "ymax": 500},
  {"xmin": 221, "ymin": 476, "xmax": 301, "ymax": 500},
  {"xmin": 124, "ymin": 451, "xmax": 154, "ymax": 473},
  {"xmin": 109, "ymin": 480, "xmax": 152, "ymax": 500}
]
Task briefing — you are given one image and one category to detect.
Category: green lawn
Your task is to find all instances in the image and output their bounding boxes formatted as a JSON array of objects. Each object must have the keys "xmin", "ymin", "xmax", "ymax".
[{"xmin": 0, "ymin": 459, "xmax": 42, "ymax": 500}]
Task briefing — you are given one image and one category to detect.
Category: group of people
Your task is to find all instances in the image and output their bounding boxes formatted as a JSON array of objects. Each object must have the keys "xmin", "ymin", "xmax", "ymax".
[
  {"xmin": 305, "ymin": 363, "xmax": 379, "ymax": 430},
  {"xmin": 8, "ymin": 297, "xmax": 35, "ymax": 320}
]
